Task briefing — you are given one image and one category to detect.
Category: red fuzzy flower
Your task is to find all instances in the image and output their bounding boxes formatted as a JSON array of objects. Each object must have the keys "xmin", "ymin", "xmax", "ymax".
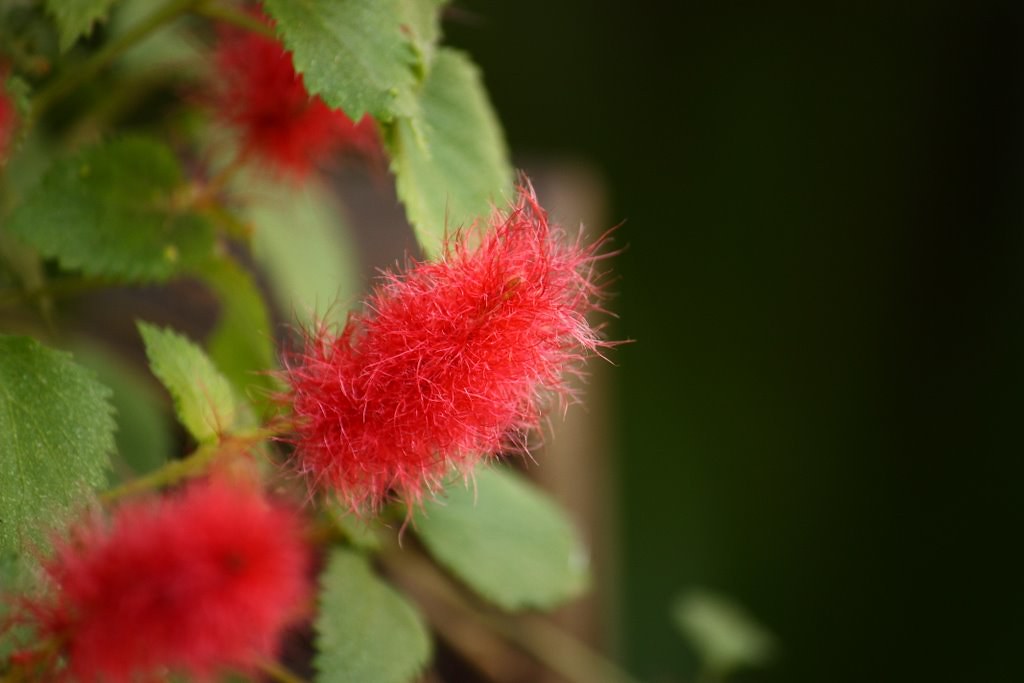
[
  {"xmin": 0, "ymin": 84, "xmax": 16, "ymax": 161},
  {"xmin": 283, "ymin": 185, "xmax": 612, "ymax": 512},
  {"xmin": 211, "ymin": 20, "xmax": 378, "ymax": 178},
  {"xmin": 22, "ymin": 478, "xmax": 310, "ymax": 681}
]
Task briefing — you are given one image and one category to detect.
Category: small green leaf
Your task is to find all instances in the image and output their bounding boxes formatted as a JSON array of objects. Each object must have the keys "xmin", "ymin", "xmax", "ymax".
[
  {"xmin": 248, "ymin": 176, "xmax": 359, "ymax": 329},
  {"xmin": 262, "ymin": 0, "xmax": 417, "ymax": 121},
  {"xmin": 202, "ymin": 257, "xmax": 277, "ymax": 402},
  {"xmin": 315, "ymin": 548, "xmax": 431, "ymax": 683},
  {"xmin": 398, "ymin": 0, "xmax": 448, "ymax": 73},
  {"xmin": 672, "ymin": 589, "xmax": 776, "ymax": 676},
  {"xmin": 415, "ymin": 465, "xmax": 589, "ymax": 611},
  {"xmin": 0, "ymin": 336, "xmax": 115, "ymax": 554},
  {"xmin": 137, "ymin": 322, "xmax": 237, "ymax": 443},
  {"xmin": 6, "ymin": 137, "xmax": 214, "ymax": 282},
  {"xmin": 389, "ymin": 49, "xmax": 513, "ymax": 257},
  {"xmin": 46, "ymin": 0, "xmax": 119, "ymax": 52}
]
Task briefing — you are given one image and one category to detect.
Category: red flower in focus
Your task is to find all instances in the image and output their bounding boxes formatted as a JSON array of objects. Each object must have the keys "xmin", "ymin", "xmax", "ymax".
[
  {"xmin": 0, "ymin": 84, "xmax": 16, "ymax": 161},
  {"xmin": 283, "ymin": 185, "xmax": 612, "ymax": 512},
  {"xmin": 23, "ymin": 478, "xmax": 310, "ymax": 682},
  {"xmin": 211, "ymin": 21, "xmax": 378, "ymax": 178}
]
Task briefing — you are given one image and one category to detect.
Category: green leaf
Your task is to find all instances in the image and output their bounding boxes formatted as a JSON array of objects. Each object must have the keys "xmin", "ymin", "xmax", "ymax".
[
  {"xmin": 0, "ymin": 548, "xmax": 32, "ymax": 659},
  {"xmin": 46, "ymin": 0, "xmax": 119, "ymax": 52},
  {"xmin": 415, "ymin": 465, "xmax": 589, "ymax": 611},
  {"xmin": 6, "ymin": 137, "xmax": 214, "ymax": 282},
  {"xmin": 71, "ymin": 343, "xmax": 173, "ymax": 482},
  {"xmin": 137, "ymin": 322, "xmax": 237, "ymax": 444},
  {"xmin": 0, "ymin": 335, "xmax": 115, "ymax": 554},
  {"xmin": 671, "ymin": 589, "xmax": 776, "ymax": 676},
  {"xmin": 398, "ymin": 0, "xmax": 448, "ymax": 74},
  {"xmin": 262, "ymin": 0, "xmax": 417, "ymax": 121},
  {"xmin": 389, "ymin": 49, "xmax": 513, "ymax": 257},
  {"xmin": 202, "ymin": 257, "xmax": 277, "ymax": 402},
  {"xmin": 324, "ymin": 500, "xmax": 381, "ymax": 552},
  {"xmin": 315, "ymin": 548, "xmax": 431, "ymax": 683},
  {"xmin": 248, "ymin": 176, "xmax": 359, "ymax": 329}
]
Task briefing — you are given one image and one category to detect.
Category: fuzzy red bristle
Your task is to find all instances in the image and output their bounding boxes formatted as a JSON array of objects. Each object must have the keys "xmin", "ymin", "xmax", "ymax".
[
  {"xmin": 0, "ymin": 87, "xmax": 16, "ymax": 161},
  {"xmin": 211, "ymin": 20, "xmax": 378, "ymax": 178},
  {"xmin": 24, "ymin": 478, "xmax": 310, "ymax": 682},
  {"xmin": 283, "ymin": 185, "xmax": 613, "ymax": 512}
]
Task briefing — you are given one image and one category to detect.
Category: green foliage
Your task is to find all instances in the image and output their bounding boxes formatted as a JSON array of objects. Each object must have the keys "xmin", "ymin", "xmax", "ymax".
[
  {"xmin": 248, "ymin": 176, "xmax": 359, "ymax": 329},
  {"xmin": 398, "ymin": 0, "xmax": 448, "ymax": 73},
  {"xmin": 202, "ymin": 257, "xmax": 277, "ymax": 401},
  {"xmin": 325, "ymin": 500, "xmax": 382, "ymax": 552},
  {"xmin": 0, "ymin": 548, "xmax": 32, "ymax": 659},
  {"xmin": 6, "ymin": 137, "xmax": 214, "ymax": 282},
  {"xmin": 389, "ymin": 49, "xmax": 513, "ymax": 257},
  {"xmin": 72, "ymin": 343, "xmax": 174, "ymax": 482},
  {"xmin": 415, "ymin": 465, "xmax": 589, "ymax": 611},
  {"xmin": 45, "ymin": 0, "xmax": 119, "ymax": 52},
  {"xmin": 315, "ymin": 548, "xmax": 431, "ymax": 683},
  {"xmin": 672, "ymin": 589, "xmax": 776, "ymax": 676},
  {"xmin": 137, "ymin": 321, "xmax": 237, "ymax": 444},
  {"xmin": 262, "ymin": 0, "xmax": 417, "ymax": 121},
  {"xmin": 0, "ymin": 335, "xmax": 115, "ymax": 554}
]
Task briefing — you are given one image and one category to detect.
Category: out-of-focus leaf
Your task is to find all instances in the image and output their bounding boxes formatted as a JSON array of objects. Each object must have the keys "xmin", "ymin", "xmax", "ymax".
[
  {"xmin": 45, "ymin": 0, "xmax": 118, "ymax": 52},
  {"xmin": 415, "ymin": 465, "xmax": 589, "ymax": 610},
  {"xmin": 0, "ymin": 336, "xmax": 114, "ymax": 554},
  {"xmin": 71, "ymin": 343, "xmax": 173, "ymax": 482},
  {"xmin": 202, "ymin": 257, "xmax": 277, "ymax": 402},
  {"xmin": 389, "ymin": 49, "xmax": 512, "ymax": 257},
  {"xmin": 137, "ymin": 321, "xmax": 237, "ymax": 443},
  {"xmin": 248, "ymin": 176, "xmax": 359, "ymax": 328},
  {"xmin": 672, "ymin": 588, "xmax": 776, "ymax": 676},
  {"xmin": 262, "ymin": 0, "xmax": 417, "ymax": 121},
  {"xmin": 6, "ymin": 137, "xmax": 214, "ymax": 282},
  {"xmin": 315, "ymin": 548, "xmax": 431, "ymax": 683}
]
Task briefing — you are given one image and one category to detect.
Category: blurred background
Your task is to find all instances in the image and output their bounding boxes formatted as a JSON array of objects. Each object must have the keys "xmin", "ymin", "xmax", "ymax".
[{"xmin": 444, "ymin": 1, "xmax": 1024, "ymax": 681}]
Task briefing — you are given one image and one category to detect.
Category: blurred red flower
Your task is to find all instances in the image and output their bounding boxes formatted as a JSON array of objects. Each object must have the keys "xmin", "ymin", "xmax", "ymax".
[
  {"xmin": 211, "ymin": 21, "xmax": 378, "ymax": 178},
  {"xmin": 23, "ymin": 478, "xmax": 309, "ymax": 682},
  {"xmin": 0, "ymin": 85, "xmax": 16, "ymax": 161},
  {"xmin": 283, "ymin": 185, "xmax": 613, "ymax": 512}
]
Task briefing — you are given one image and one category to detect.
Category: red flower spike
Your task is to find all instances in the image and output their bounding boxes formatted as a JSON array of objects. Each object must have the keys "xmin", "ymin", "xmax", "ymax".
[
  {"xmin": 24, "ymin": 478, "xmax": 310, "ymax": 682},
  {"xmin": 283, "ymin": 184, "xmax": 614, "ymax": 512},
  {"xmin": 211, "ymin": 20, "xmax": 379, "ymax": 178},
  {"xmin": 0, "ymin": 85, "xmax": 16, "ymax": 162}
]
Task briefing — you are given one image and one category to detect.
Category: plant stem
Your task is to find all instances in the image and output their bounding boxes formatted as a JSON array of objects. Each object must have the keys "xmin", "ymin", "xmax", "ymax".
[
  {"xmin": 193, "ymin": 1, "xmax": 277, "ymax": 38},
  {"xmin": 99, "ymin": 428, "xmax": 276, "ymax": 502},
  {"xmin": 30, "ymin": 0, "xmax": 202, "ymax": 122},
  {"xmin": 100, "ymin": 442, "xmax": 219, "ymax": 502},
  {"xmin": 260, "ymin": 660, "xmax": 309, "ymax": 683}
]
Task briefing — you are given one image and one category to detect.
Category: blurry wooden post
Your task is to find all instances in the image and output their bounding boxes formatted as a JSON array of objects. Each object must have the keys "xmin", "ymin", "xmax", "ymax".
[{"xmin": 526, "ymin": 163, "xmax": 618, "ymax": 682}]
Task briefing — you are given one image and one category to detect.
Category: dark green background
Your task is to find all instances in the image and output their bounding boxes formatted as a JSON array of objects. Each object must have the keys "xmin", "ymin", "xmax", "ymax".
[{"xmin": 450, "ymin": 2, "xmax": 1024, "ymax": 681}]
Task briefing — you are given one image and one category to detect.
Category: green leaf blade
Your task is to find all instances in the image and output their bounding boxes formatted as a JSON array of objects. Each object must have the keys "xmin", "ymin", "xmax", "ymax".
[
  {"xmin": 415, "ymin": 465, "xmax": 589, "ymax": 611},
  {"xmin": 398, "ymin": 0, "xmax": 448, "ymax": 73},
  {"xmin": 6, "ymin": 137, "xmax": 214, "ymax": 282},
  {"xmin": 672, "ymin": 589, "xmax": 777, "ymax": 676},
  {"xmin": 248, "ymin": 176, "xmax": 359, "ymax": 329},
  {"xmin": 389, "ymin": 49, "xmax": 513, "ymax": 257},
  {"xmin": 315, "ymin": 548, "xmax": 431, "ymax": 683},
  {"xmin": 0, "ymin": 335, "xmax": 115, "ymax": 554},
  {"xmin": 202, "ymin": 257, "xmax": 277, "ymax": 402},
  {"xmin": 137, "ymin": 322, "xmax": 237, "ymax": 443},
  {"xmin": 262, "ymin": 0, "xmax": 417, "ymax": 121},
  {"xmin": 46, "ymin": 0, "xmax": 119, "ymax": 52}
]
